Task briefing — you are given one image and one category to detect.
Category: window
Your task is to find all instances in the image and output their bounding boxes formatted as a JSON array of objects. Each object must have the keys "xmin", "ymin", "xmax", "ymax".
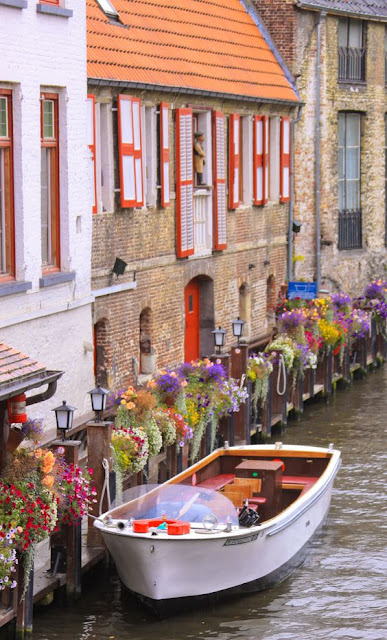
[
  {"xmin": 338, "ymin": 18, "xmax": 365, "ymax": 82},
  {"xmin": 269, "ymin": 117, "xmax": 280, "ymax": 202},
  {"xmin": 338, "ymin": 113, "xmax": 362, "ymax": 250},
  {"xmin": 117, "ymin": 95, "xmax": 144, "ymax": 208},
  {"xmin": 41, "ymin": 93, "xmax": 60, "ymax": 269},
  {"xmin": 240, "ymin": 117, "xmax": 253, "ymax": 205},
  {"xmin": 0, "ymin": 90, "xmax": 15, "ymax": 278},
  {"xmin": 142, "ymin": 105, "xmax": 157, "ymax": 207},
  {"xmin": 96, "ymin": 0, "xmax": 118, "ymax": 20}
]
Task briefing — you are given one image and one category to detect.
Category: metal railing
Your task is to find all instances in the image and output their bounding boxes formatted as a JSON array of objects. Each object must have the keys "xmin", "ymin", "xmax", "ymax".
[
  {"xmin": 338, "ymin": 209, "xmax": 362, "ymax": 250},
  {"xmin": 338, "ymin": 47, "xmax": 366, "ymax": 82}
]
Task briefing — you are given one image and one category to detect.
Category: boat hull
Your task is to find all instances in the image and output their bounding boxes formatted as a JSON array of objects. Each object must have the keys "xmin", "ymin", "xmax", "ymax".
[{"xmin": 96, "ymin": 445, "xmax": 340, "ymax": 608}]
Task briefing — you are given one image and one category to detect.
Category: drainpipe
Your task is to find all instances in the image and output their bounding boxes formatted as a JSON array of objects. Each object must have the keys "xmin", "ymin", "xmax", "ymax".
[
  {"xmin": 315, "ymin": 11, "xmax": 326, "ymax": 292},
  {"xmin": 288, "ymin": 105, "xmax": 303, "ymax": 282}
]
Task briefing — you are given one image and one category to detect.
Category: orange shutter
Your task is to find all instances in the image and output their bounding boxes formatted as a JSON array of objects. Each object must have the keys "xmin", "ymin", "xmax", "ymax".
[
  {"xmin": 280, "ymin": 116, "xmax": 291, "ymax": 203},
  {"xmin": 213, "ymin": 111, "xmax": 227, "ymax": 250},
  {"xmin": 87, "ymin": 95, "xmax": 97, "ymax": 214},
  {"xmin": 229, "ymin": 113, "xmax": 240, "ymax": 210},
  {"xmin": 132, "ymin": 97, "xmax": 144, "ymax": 207},
  {"xmin": 263, "ymin": 115, "xmax": 269, "ymax": 205},
  {"xmin": 176, "ymin": 108, "xmax": 194, "ymax": 258},
  {"xmin": 160, "ymin": 102, "xmax": 170, "ymax": 208},
  {"xmin": 118, "ymin": 95, "xmax": 136, "ymax": 208},
  {"xmin": 253, "ymin": 115, "xmax": 263, "ymax": 206}
]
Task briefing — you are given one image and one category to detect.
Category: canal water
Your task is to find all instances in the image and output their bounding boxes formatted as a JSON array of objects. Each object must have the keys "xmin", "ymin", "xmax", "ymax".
[{"xmin": 31, "ymin": 367, "xmax": 386, "ymax": 640}]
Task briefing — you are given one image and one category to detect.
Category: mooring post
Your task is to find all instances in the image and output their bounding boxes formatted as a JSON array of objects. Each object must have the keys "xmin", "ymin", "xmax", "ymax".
[
  {"xmin": 230, "ymin": 344, "xmax": 248, "ymax": 443},
  {"xmin": 228, "ymin": 412, "xmax": 235, "ymax": 446},
  {"xmin": 87, "ymin": 420, "xmax": 112, "ymax": 547},
  {"xmin": 245, "ymin": 379, "xmax": 252, "ymax": 444},
  {"xmin": 15, "ymin": 554, "xmax": 33, "ymax": 640},
  {"xmin": 210, "ymin": 352, "xmax": 230, "ymax": 376},
  {"xmin": 51, "ymin": 438, "xmax": 82, "ymax": 466}
]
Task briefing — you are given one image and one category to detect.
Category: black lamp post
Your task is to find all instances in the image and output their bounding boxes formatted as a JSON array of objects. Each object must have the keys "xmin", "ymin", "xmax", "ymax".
[
  {"xmin": 88, "ymin": 384, "xmax": 109, "ymax": 422},
  {"xmin": 232, "ymin": 317, "xmax": 245, "ymax": 344},
  {"xmin": 52, "ymin": 400, "xmax": 76, "ymax": 440},
  {"xmin": 212, "ymin": 326, "xmax": 226, "ymax": 355}
]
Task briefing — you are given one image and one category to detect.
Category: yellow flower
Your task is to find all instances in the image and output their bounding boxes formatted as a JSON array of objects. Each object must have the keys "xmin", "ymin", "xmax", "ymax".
[{"xmin": 126, "ymin": 401, "xmax": 135, "ymax": 410}]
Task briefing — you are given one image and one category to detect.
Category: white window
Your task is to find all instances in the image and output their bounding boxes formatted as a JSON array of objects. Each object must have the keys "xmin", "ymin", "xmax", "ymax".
[
  {"xmin": 269, "ymin": 117, "xmax": 280, "ymax": 202},
  {"xmin": 93, "ymin": 101, "xmax": 115, "ymax": 213},
  {"xmin": 142, "ymin": 105, "xmax": 157, "ymax": 208},
  {"xmin": 241, "ymin": 116, "xmax": 253, "ymax": 205}
]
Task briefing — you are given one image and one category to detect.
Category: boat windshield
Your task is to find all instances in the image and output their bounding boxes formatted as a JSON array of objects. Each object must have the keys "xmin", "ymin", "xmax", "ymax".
[{"xmin": 109, "ymin": 484, "xmax": 239, "ymax": 525}]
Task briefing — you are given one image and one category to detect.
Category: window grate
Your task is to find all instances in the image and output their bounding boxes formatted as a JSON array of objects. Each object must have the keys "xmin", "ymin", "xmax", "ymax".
[
  {"xmin": 338, "ymin": 47, "xmax": 366, "ymax": 82},
  {"xmin": 338, "ymin": 209, "xmax": 362, "ymax": 250}
]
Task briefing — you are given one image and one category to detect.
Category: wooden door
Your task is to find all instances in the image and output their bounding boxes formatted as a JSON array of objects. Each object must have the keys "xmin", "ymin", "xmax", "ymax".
[{"xmin": 184, "ymin": 281, "xmax": 200, "ymax": 362}]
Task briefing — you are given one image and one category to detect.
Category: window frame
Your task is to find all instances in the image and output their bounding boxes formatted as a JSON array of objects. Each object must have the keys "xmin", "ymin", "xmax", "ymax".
[
  {"xmin": 0, "ymin": 89, "xmax": 15, "ymax": 281},
  {"xmin": 338, "ymin": 112, "xmax": 361, "ymax": 212},
  {"xmin": 40, "ymin": 92, "xmax": 60, "ymax": 272}
]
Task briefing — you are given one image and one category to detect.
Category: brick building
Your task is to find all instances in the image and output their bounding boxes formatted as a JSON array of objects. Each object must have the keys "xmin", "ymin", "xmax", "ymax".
[
  {"xmin": 0, "ymin": 0, "xmax": 95, "ymax": 432},
  {"xmin": 255, "ymin": 0, "xmax": 387, "ymax": 295},
  {"xmin": 87, "ymin": 0, "xmax": 300, "ymax": 391}
]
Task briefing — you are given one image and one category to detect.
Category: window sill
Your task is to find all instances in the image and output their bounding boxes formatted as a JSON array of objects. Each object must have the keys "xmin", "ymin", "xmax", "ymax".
[
  {"xmin": 36, "ymin": 3, "xmax": 73, "ymax": 17},
  {"xmin": 338, "ymin": 79, "xmax": 366, "ymax": 87},
  {"xmin": 39, "ymin": 271, "xmax": 76, "ymax": 287},
  {"xmin": 0, "ymin": 0, "xmax": 27, "ymax": 7},
  {"xmin": 0, "ymin": 280, "xmax": 32, "ymax": 297}
]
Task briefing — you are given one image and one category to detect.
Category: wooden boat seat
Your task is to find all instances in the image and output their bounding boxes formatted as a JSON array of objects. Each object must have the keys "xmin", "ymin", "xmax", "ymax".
[
  {"xmin": 221, "ymin": 487, "xmax": 244, "ymax": 508},
  {"xmin": 232, "ymin": 477, "xmax": 262, "ymax": 493},
  {"xmin": 282, "ymin": 476, "xmax": 319, "ymax": 496},
  {"xmin": 197, "ymin": 474, "xmax": 235, "ymax": 491}
]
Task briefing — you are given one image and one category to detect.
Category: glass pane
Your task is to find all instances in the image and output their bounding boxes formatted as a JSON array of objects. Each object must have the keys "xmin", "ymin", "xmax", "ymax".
[
  {"xmin": 0, "ymin": 97, "xmax": 7, "ymax": 138},
  {"xmin": 346, "ymin": 180, "xmax": 360, "ymax": 210},
  {"xmin": 346, "ymin": 146, "xmax": 360, "ymax": 180},
  {"xmin": 346, "ymin": 115, "xmax": 360, "ymax": 146},
  {"xmin": 338, "ymin": 114, "xmax": 345, "ymax": 146},
  {"xmin": 349, "ymin": 20, "xmax": 362, "ymax": 48},
  {"xmin": 338, "ymin": 19, "xmax": 348, "ymax": 47},
  {"xmin": 41, "ymin": 148, "xmax": 49, "ymax": 264},
  {"xmin": 338, "ymin": 179, "xmax": 344, "ymax": 211},
  {"xmin": 43, "ymin": 100, "xmax": 55, "ymax": 139},
  {"xmin": 338, "ymin": 148, "xmax": 344, "ymax": 179}
]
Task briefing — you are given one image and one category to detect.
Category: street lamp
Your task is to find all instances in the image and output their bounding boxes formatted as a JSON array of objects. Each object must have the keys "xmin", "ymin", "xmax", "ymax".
[
  {"xmin": 88, "ymin": 384, "xmax": 109, "ymax": 422},
  {"xmin": 212, "ymin": 326, "xmax": 226, "ymax": 355},
  {"xmin": 52, "ymin": 400, "xmax": 77, "ymax": 440},
  {"xmin": 232, "ymin": 317, "xmax": 245, "ymax": 344}
]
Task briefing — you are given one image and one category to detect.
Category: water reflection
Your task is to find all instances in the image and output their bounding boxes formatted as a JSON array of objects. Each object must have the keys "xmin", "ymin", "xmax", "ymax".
[{"xmin": 31, "ymin": 368, "xmax": 387, "ymax": 640}]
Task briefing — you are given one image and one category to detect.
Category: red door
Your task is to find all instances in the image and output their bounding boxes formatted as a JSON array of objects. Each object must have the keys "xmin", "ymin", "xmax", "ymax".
[{"xmin": 184, "ymin": 281, "xmax": 200, "ymax": 362}]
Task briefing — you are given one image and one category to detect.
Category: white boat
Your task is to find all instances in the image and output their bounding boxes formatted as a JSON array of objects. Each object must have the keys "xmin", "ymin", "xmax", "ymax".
[{"xmin": 94, "ymin": 443, "xmax": 341, "ymax": 611}]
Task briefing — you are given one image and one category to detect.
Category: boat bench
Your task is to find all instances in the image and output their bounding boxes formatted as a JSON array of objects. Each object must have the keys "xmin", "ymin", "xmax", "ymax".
[
  {"xmin": 197, "ymin": 474, "xmax": 235, "ymax": 491},
  {"xmin": 282, "ymin": 475, "xmax": 319, "ymax": 496}
]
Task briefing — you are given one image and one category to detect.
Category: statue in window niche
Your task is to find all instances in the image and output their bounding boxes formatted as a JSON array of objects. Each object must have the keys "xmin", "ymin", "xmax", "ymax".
[{"xmin": 194, "ymin": 131, "xmax": 206, "ymax": 185}]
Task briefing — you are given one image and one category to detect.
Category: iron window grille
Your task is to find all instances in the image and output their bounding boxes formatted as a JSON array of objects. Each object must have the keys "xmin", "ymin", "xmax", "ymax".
[
  {"xmin": 338, "ymin": 113, "xmax": 362, "ymax": 250},
  {"xmin": 338, "ymin": 18, "xmax": 366, "ymax": 83},
  {"xmin": 338, "ymin": 210, "xmax": 362, "ymax": 250}
]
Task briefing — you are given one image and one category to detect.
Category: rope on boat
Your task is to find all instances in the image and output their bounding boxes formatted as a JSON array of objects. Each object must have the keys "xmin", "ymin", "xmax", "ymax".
[{"xmin": 276, "ymin": 354, "xmax": 287, "ymax": 397}]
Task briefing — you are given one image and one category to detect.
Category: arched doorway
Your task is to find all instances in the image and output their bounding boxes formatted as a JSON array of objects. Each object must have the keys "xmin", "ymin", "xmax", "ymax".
[{"xmin": 184, "ymin": 276, "xmax": 214, "ymax": 361}]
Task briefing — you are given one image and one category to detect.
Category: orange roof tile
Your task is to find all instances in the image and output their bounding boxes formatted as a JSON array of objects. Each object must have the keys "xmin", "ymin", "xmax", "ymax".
[
  {"xmin": 87, "ymin": 0, "xmax": 299, "ymax": 103},
  {"xmin": 0, "ymin": 343, "xmax": 46, "ymax": 386}
]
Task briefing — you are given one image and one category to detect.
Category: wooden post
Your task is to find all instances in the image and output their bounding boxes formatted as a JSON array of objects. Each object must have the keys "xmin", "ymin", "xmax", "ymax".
[
  {"xmin": 228, "ymin": 412, "xmax": 235, "ymax": 446},
  {"xmin": 245, "ymin": 380, "xmax": 252, "ymax": 444},
  {"xmin": 87, "ymin": 420, "xmax": 112, "ymax": 547},
  {"xmin": 65, "ymin": 520, "xmax": 82, "ymax": 599},
  {"xmin": 51, "ymin": 439, "xmax": 81, "ymax": 465},
  {"xmin": 15, "ymin": 554, "xmax": 33, "ymax": 640},
  {"xmin": 230, "ymin": 344, "xmax": 248, "ymax": 443}
]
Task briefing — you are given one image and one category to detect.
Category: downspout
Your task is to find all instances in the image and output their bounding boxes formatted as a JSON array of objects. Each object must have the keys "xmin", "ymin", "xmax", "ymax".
[
  {"xmin": 315, "ymin": 11, "xmax": 326, "ymax": 291},
  {"xmin": 288, "ymin": 105, "xmax": 303, "ymax": 281}
]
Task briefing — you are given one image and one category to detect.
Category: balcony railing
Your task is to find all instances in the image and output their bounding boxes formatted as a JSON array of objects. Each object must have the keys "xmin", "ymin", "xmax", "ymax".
[
  {"xmin": 338, "ymin": 209, "xmax": 362, "ymax": 250},
  {"xmin": 338, "ymin": 47, "xmax": 366, "ymax": 82}
]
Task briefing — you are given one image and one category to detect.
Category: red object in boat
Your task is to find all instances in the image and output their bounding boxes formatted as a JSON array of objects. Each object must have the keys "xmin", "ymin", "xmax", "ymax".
[{"xmin": 133, "ymin": 518, "xmax": 190, "ymax": 535}]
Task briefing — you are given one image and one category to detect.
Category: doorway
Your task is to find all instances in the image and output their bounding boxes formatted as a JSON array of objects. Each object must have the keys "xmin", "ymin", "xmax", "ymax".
[{"xmin": 184, "ymin": 280, "xmax": 200, "ymax": 362}]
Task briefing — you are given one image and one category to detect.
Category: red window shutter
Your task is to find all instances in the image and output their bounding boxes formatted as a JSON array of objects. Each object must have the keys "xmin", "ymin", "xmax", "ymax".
[
  {"xmin": 87, "ymin": 95, "xmax": 97, "ymax": 214},
  {"xmin": 229, "ymin": 113, "xmax": 240, "ymax": 210},
  {"xmin": 280, "ymin": 116, "xmax": 291, "ymax": 203},
  {"xmin": 175, "ymin": 108, "xmax": 194, "ymax": 258},
  {"xmin": 213, "ymin": 111, "xmax": 227, "ymax": 251},
  {"xmin": 118, "ymin": 95, "xmax": 136, "ymax": 208},
  {"xmin": 253, "ymin": 115, "xmax": 263, "ymax": 206},
  {"xmin": 160, "ymin": 102, "xmax": 170, "ymax": 208},
  {"xmin": 263, "ymin": 115, "xmax": 269, "ymax": 205}
]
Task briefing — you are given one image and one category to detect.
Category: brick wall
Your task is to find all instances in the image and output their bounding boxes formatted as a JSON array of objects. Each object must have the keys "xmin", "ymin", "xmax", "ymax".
[
  {"xmin": 252, "ymin": 0, "xmax": 297, "ymax": 72},
  {"xmin": 90, "ymin": 88, "xmax": 293, "ymax": 391}
]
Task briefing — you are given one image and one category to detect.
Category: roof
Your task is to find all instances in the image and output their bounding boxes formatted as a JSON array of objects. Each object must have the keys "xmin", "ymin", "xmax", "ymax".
[
  {"xmin": 296, "ymin": 0, "xmax": 387, "ymax": 20},
  {"xmin": 0, "ymin": 343, "xmax": 63, "ymax": 401},
  {"xmin": 87, "ymin": 0, "xmax": 299, "ymax": 103}
]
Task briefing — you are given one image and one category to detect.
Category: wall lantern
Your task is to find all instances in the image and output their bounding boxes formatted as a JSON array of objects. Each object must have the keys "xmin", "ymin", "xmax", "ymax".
[
  {"xmin": 88, "ymin": 384, "xmax": 109, "ymax": 422},
  {"xmin": 112, "ymin": 257, "xmax": 127, "ymax": 277},
  {"xmin": 232, "ymin": 317, "xmax": 245, "ymax": 344},
  {"xmin": 52, "ymin": 400, "xmax": 76, "ymax": 440},
  {"xmin": 212, "ymin": 326, "xmax": 226, "ymax": 355}
]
